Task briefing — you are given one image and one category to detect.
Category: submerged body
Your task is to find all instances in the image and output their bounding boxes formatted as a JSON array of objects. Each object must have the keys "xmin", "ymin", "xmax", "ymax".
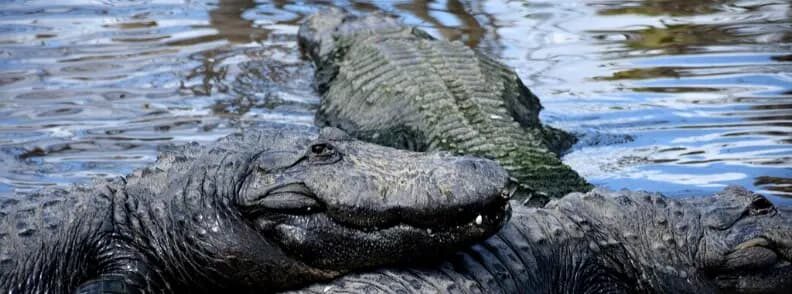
[
  {"xmin": 294, "ymin": 186, "xmax": 792, "ymax": 293},
  {"xmin": 298, "ymin": 10, "xmax": 590, "ymax": 204},
  {"xmin": 0, "ymin": 126, "xmax": 512, "ymax": 293}
]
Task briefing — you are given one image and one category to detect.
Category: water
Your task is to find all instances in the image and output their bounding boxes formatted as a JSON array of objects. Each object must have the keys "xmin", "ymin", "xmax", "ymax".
[{"xmin": 0, "ymin": 0, "xmax": 790, "ymax": 204}]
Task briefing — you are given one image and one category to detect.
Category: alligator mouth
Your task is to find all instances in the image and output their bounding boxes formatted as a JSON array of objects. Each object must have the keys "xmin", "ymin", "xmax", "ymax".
[
  {"xmin": 260, "ymin": 200, "xmax": 511, "ymax": 239},
  {"xmin": 320, "ymin": 181, "xmax": 515, "ymax": 234},
  {"xmin": 716, "ymin": 236, "xmax": 792, "ymax": 275},
  {"xmin": 712, "ymin": 237, "xmax": 792, "ymax": 292},
  {"xmin": 250, "ymin": 182, "xmax": 513, "ymax": 270},
  {"xmin": 732, "ymin": 237, "xmax": 792, "ymax": 262},
  {"xmin": 361, "ymin": 196, "xmax": 512, "ymax": 234},
  {"xmin": 317, "ymin": 198, "xmax": 512, "ymax": 239},
  {"xmin": 246, "ymin": 181, "xmax": 513, "ymax": 234},
  {"xmin": 262, "ymin": 201, "xmax": 511, "ymax": 270}
]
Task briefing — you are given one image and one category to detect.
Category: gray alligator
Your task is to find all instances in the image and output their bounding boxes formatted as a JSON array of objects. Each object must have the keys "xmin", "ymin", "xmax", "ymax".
[
  {"xmin": 294, "ymin": 186, "xmax": 792, "ymax": 293},
  {"xmin": 0, "ymin": 126, "xmax": 512, "ymax": 293},
  {"xmin": 298, "ymin": 9, "xmax": 591, "ymax": 204}
]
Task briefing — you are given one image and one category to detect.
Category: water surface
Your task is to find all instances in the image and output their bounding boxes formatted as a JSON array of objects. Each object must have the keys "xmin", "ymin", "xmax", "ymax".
[{"xmin": 1, "ymin": 0, "xmax": 790, "ymax": 203}]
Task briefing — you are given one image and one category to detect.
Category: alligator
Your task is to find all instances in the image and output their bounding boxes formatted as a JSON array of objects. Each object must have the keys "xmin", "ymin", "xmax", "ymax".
[
  {"xmin": 0, "ymin": 125, "xmax": 513, "ymax": 293},
  {"xmin": 298, "ymin": 9, "xmax": 591, "ymax": 204},
  {"xmin": 293, "ymin": 186, "xmax": 792, "ymax": 293}
]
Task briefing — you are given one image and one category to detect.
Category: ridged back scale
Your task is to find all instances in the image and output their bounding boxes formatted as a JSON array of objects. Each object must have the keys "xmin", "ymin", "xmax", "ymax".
[{"xmin": 312, "ymin": 24, "xmax": 591, "ymax": 202}]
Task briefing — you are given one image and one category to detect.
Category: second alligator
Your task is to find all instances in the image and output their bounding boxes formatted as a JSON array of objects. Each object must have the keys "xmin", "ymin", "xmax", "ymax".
[{"xmin": 299, "ymin": 9, "xmax": 590, "ymax": 204}]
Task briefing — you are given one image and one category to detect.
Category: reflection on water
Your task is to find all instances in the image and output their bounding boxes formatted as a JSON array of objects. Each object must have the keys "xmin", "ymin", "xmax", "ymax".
[
  {"xmin": 620, "ymin": 24, "xmax": 741, "ymax": 55},
  {"xmin": 208, "ymin": 0, "xmax": 271, "ymax": 44},
  {"xmin": 394, "ymin": 0, "xmax": 489, "ymax": 48},
  {"xmin": 596, "ymin": 0, "xmax": 737, "ymax": 16},
  {"xmin": 0, "ymin": 0, "xmax": 790, "ymax": 203},
  {"xmin": 550, "ymin": 0, "xmax": 792, "ymax": 201}
]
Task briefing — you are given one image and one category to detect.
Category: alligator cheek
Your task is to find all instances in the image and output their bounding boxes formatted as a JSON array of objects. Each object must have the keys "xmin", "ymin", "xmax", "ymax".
[{"xmin": 723, "ymin": 246, "xmax": 778, "ymax": 270}]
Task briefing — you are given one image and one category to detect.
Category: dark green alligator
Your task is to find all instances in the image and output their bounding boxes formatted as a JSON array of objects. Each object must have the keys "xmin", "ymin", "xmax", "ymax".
[
  {"xmin": 293, "ymin": 186, "xmax": 792, "ymax": 293},
  {"xmin": 298, "ymin": 9, "xmax": 591, "ymax": 204},
  {"xmin": 0, "ymin": 126, "xmax": 512, "ymax": 293}
]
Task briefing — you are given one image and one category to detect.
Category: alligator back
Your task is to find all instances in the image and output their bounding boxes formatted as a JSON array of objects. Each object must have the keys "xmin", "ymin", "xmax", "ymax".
[
  {"xmin": 0, "ymin": 182, "xmax": 114, "ymax": 291},
  {"xmin": 301, "ymin": 12, "xmax": 590, "ymax": 202}
]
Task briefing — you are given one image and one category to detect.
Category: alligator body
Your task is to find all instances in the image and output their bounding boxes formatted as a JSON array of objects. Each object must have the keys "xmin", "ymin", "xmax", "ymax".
[
  {"xmin": 298, "ymin": 9, "xmax": 591, "ymax": 204},
  {"xmin": 0, "ymin": 126, "xmax": 512, "ymax": 293},
  {"xmin": 294, "ymin": 186, "xmax": 792, "ymax": 293}
]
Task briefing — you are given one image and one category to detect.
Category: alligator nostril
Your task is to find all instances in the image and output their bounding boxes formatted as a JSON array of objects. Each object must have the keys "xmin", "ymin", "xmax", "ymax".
[{"xmin": 471, "ymin": 160, "xmax": 481, "ymax": 171}]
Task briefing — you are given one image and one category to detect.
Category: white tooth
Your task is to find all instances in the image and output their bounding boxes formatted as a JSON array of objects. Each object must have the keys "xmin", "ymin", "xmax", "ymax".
[{"xmin": 475, "ymin": 214, "xmax": 483, "ymax": 225}]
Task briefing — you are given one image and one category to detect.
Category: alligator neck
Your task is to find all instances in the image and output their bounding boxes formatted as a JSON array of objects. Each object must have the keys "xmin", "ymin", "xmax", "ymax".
[
  {"xmin": 100, "ymin": 177, "xmax": 167, "ymax": 292},
  {"xmin": 104, "ymin": 163, "xmax": 218, "ymax": 292},
  {"xmin": 1, "ymin": 180, "xmax": 119, "ymax": 293},
  {"xmin": 452, "ymin": 205, "xmax": 647, "ymax": 292},
  {"xmin": 546, "ymin": 191, "xmax": 707, "ymax": 292}
]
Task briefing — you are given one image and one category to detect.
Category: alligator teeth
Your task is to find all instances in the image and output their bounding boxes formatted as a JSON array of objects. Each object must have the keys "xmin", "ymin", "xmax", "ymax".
[
  {"xmin": 735, "ymin": 238, "xmax": 770, "ymax": 250},
  {"xmin": 501, "ymin": 184, "xmax": 518, "ymax": 199},
  {"xmin": 500, "ymin": 189, "xmax": 510, "ymax": 199},
  {"xmin": 475, "ymin": 214, "xmax": 483, "ymax": 225}
]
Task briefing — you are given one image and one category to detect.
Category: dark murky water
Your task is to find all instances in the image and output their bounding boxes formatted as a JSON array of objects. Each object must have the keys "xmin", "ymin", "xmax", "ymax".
[{"xmin": 0, "ymin": 0, "xmax": 790, "ymax": 203}]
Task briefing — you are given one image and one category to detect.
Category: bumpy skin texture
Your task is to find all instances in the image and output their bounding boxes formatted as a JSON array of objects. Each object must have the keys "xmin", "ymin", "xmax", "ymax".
[
  {"xmin": 298, "ymin": 9, "xmax": 591, "ymax": 204},
  {"xmin": 0, "ymin": 126, "xmax": 512, "ymax": 293},
  {"xmin": 293, "ymin": 186, "xmax": 792, "ymax": 293}
]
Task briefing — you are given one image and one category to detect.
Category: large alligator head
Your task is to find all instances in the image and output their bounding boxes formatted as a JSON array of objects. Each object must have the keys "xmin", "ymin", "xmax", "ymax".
[
  {"xmin": 694, "ymin": 187, "xmax": 792, "ymax": 293},
  {"xmin": 109, "ymin": 126, "xmax": 511, "ymax": 292},
  {"xmin": 236, "ymin": 127, "xmax": 512, "ymax": 268},
  {"xmin": 548, "ymin": 186, "xmax": 792, "ymax": 293}
]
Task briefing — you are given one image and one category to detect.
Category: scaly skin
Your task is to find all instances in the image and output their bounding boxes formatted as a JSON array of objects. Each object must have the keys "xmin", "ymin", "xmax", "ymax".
[
  {"xmin": 0, "ymin": 126, "xmax": 512, "ymax": 293},
  {"xmin": 293, "ymin": 186, "xmax": 792, "ymax": 293},
  {"xmin": 298, "ymin": 9, "xmax": 591, "ymax": 204}
]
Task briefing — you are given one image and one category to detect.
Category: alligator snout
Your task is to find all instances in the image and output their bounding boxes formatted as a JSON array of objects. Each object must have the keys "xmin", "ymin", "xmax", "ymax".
[{"xmin": 307, "ymin": 149, "xmax": 512, "ymax": 234}]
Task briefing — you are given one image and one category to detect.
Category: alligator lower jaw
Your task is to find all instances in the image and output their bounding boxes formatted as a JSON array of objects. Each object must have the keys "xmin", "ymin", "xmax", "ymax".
[
  {"xmin": 714, "ymin": 263, "xmax": 792, "ymax": 292},
  {"xmin": 256, "ymin": 200, "xmax": 509, "ymax": 271},
  {"xmin": 339, "ymin": 196, "xmax": 512, "ymax": 234},
  {"xmin": 712, "ymin": 237, "xmax": 792, "ymax": 291},
  {"xmin": 259, "ymin": 198, "xmax": 511, "ymax": 238}
]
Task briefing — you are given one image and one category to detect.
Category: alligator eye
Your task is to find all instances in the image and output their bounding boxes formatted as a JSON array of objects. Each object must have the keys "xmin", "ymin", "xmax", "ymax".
[
  {"xmin": 308, "ymin": 142, "xmax": 339, "ymax": 163},
  {"xmin": 748, "ymin": 196, "xmax": 775, "ymax": 216},
  {"xmin": 311, "ymin": 143, "xmax": 332, "ymax": 155}
]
